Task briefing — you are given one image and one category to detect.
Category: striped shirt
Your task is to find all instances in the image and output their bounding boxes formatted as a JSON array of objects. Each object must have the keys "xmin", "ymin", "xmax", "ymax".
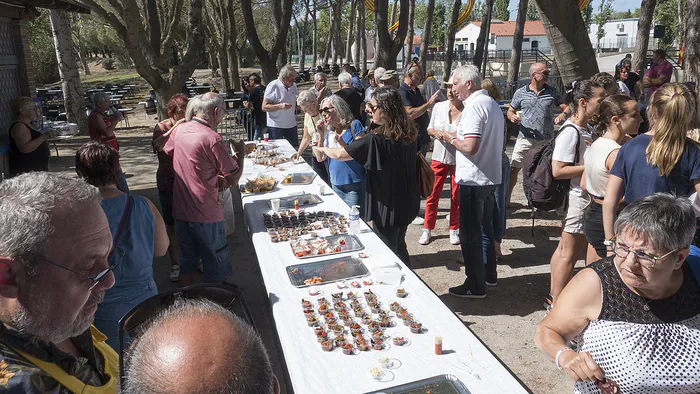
[{"xmin": 510, "ymin": 84, "xmax": 564, "ymax": 140}]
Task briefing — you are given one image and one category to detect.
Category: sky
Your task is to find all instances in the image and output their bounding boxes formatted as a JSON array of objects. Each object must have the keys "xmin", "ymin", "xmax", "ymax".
[{"xmin": 507, "ymin": 0, "xmax": 643, "ymax": 19}]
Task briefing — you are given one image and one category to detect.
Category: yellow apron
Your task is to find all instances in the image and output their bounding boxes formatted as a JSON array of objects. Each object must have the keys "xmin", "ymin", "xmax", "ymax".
[{"xmin": 10, "ymin": 326, "xmax": 118, "ymax": 394}]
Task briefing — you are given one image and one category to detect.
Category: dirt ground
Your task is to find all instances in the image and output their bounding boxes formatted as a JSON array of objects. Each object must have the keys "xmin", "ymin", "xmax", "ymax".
[{"xmin": 47, "ymin": 77, "xmax": 585, "ymax": 394}]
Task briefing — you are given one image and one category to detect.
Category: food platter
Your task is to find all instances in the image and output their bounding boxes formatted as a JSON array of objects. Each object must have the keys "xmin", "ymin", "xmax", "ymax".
[
  {"xmin": 240, "ymin": 175, "xmax": 278, "ymax": 194},
  {"xmin": 267, "ymin": 193, "xmax": 323, "ymax": 209},
  {"xmin": 365, "ymin": 374, "xmax": 472, "ymax": 394},
  {"xmin": 290, "ymin": 234, "xmax": 365, "ymax": 259},
  {"xmin": 281, "ymin": 172, "xmax": 317, "ymax": 185},
  {"xmin": 287, "ymin": 256, "xmax": 369, "ymax": 287}
]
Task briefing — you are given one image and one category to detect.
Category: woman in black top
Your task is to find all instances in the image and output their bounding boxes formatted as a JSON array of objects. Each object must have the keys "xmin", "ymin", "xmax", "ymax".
[
  {"xmin": 9, "ymin": 96, "xmax": 51, "ymax": 176},
  {"xmin": 319, "ymin": 87, "xmax": 419, "ymax": 266}
]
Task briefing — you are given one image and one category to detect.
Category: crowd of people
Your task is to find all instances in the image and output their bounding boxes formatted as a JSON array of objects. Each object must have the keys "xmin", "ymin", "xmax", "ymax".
[{"xmin": 1, "ymin": 50, "xmax": 699, "ymax": 392}]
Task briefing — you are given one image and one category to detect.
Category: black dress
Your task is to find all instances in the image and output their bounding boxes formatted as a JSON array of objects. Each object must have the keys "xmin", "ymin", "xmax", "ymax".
[{"xmin": 8, "ymin": 121, "xmax": 50, "ymax": 176}]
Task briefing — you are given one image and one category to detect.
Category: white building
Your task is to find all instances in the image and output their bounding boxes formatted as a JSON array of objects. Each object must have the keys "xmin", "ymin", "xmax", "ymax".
[
  {"xmin": 588, "ymin": 18, "xmax": 649, "ymax": 51},
  {"xmin": 454, "ymin": 20, "xmax": 549, "ymax": 53}
]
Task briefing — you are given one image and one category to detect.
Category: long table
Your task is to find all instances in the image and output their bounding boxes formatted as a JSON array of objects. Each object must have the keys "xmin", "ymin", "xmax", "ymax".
[{"xmin": 239, "ymin": 140, "xmax": 527, "ymax": 394}]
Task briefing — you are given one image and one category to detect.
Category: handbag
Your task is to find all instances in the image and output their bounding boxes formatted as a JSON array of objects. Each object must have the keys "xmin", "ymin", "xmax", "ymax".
[{"xmin": 416, "ymin": 153, "xmax": 435, "ymax": 198}]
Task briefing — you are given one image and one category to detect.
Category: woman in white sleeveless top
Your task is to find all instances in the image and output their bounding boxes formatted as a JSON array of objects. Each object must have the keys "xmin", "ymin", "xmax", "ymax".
[
  {"xmin": 582, "ymin": 95, "xmax": 642, "ymax": 262},
  {"xmin": 536, "ymin": 193, "xmax": 700, "ymax": 394}
]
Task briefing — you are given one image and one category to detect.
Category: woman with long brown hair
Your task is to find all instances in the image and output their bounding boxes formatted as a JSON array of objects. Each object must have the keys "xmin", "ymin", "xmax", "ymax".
[
  {"xmin": 318, "ymin": 87, "xmax": 419, "ymax": 266},
  {"xmin": 603, "ymin": 83, "xmax": 700, "ymax": 241}
]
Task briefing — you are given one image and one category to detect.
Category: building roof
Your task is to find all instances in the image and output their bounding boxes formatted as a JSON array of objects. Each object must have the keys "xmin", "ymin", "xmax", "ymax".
[
  {"xmin": 404, "ymin": 35, "xmax": 422, "ymax": 46},
  {"xmin": 8, "ymin": 0, "xmax": 91, "ymax": 14},
  {"xmin": 472, "ymin": 20, "xmax": 546, "ymax": 37}
]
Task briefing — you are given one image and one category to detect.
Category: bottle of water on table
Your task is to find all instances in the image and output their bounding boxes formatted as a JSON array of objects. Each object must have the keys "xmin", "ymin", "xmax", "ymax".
[{"xmin": 349, "ymin": 205, "xmax": 361, "ymax": 234}]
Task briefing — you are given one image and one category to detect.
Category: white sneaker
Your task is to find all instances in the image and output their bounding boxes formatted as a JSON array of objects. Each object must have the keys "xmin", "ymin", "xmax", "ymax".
[
  {"xmin": 169, "ymin": 265, "xmax": 180, "ymax": 282},
  {"xmin": 418, "ymin": 229, "xmax": 431, "ymax": 245},
  {"xmin": 449, "ymin": 229, "xmax": 460, "ymax": 245},
  {"xmin": 411, "ymin": 216, "xmax": 425, "ymax": 225},
  {"xmin": 446, "ymin": 214, "xmax": 450, "ymax": 222}
]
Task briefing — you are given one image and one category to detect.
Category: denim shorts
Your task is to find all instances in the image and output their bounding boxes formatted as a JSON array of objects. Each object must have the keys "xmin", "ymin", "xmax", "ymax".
[{"xmin": 175, "ymin": 220, "xmax": 231, "ymax": 282}]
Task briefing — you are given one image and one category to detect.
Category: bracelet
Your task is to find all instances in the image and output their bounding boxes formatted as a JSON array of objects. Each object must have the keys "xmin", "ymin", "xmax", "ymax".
[
  {"xmin": 450, "ymin": 138, "xmax": 456, "ymax": 146},
  {"xmin": 555, "ymin": 347, "xmax": 573, "ymax": 371}
]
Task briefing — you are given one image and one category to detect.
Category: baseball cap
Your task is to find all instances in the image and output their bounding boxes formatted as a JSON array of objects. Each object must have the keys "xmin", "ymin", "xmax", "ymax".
[
  {"xmin": 441, "ymin": 76, "xmax": 454, "ymax": 89},
  {"xmin": 380, "ymin": 70, "xmax": 398, "ymax": 81}
]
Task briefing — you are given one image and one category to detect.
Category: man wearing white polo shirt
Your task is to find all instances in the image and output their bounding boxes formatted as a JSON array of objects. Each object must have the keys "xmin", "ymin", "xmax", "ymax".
[
  {"xmin": 441, "ymin": 65, "xmax": 504, "ymax": 298},
  {"xmin": 262, "ymin": 64, "xmax": 299, "ymax": 147}
]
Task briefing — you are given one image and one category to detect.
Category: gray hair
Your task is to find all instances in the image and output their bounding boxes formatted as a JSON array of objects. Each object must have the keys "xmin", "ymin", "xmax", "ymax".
[
  {"xmin": 452, "ymin": 65, "xmax": 482, "ymax": 89},
  {"xmin": 321, "ymin": 95, "xmax": 354, "ymax": 129},
  {"xmin": 91, "ymin": 92, "xmax": 110, "ymax": 107},
  {"xmin": 314, "ymin": 72, "xmax": 327, "ymax": 82},
  {"xmin": 278, "ymin": 64, "xmax": 297, "ymax": 79},
  {"xmin": 185, "ymin": 93, "xmax": 223, "ymax": 122},
  {"xmin": 297, "ymin": 90, "xmax": 318, "ymax": 108},
  {"xmin": 0, "ymin": 173, "xmax": 101, "ymax": 268},
  {"xmin": 374, "ymin": 67, "xmax": 386, "ymax": 81},
  {"xmin": 124, "ymin": 298, "xmax": 275, "ymax": 394},
  {"xmin": 614, "ymin": 193, "xmax": 696, "ymax": 254},
  {"xmin": 338, "ymin": 72, "xmax": 353, "ymax": 87}
]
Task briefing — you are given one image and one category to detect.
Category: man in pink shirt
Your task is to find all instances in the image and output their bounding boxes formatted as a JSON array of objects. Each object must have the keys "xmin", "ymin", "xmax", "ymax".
[
  {"xmin": 164, "ymin": 92, "xmax": 244, "ymax": 285},
  {"xmin": 644, "ymin": 49, "xmax": 673, "ymax": 100}
]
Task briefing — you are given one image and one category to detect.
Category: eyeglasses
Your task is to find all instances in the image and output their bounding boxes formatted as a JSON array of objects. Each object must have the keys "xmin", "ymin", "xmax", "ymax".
[
  {"xmin": 608, "ymin": 236, "xmax": 679, "ymax": 268},
  {"xmin": 38, "ymin": 250, "xmax": 123, "ymax": 290},
  {"xmin": 320, "ymin": 107, "xmax": 335, "ymax": 115},
  {"xmin": 367, "ymin": 104, "xmax": 379, "ymax": 112}
]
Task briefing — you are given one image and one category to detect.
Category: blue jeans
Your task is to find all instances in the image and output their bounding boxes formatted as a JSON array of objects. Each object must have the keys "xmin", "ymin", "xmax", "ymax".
[
  {"xmin": 459, "ymin": 184, "xmax": 497, "ymax": 294},
  {"xmin": 116, "ymin": 168, "xmax": 129, "ymax": 194},
  {"xmin": 175, "ymin": 220, "xmax": 232, "ymax": 283},
  {"xmin": 492, "ymin": 153, "xmax": 510, "ymax": 243},
  {"xmin": 268, "ymin": 126, "xmax": 298, "ymax": 147},
  {"xmin": 332, "ymin": 182, "xmax": 365, "ymax": 212},
  {"xmin": 253, "ymin": 124, "xmax": 266, "ymax": 141}
]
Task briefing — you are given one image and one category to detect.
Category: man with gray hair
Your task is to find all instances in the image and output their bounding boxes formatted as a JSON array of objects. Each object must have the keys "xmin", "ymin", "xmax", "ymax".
[
  {"xmin": 506, "ymin": 62, "xmax": 567, "ymax": 204},
  {"xmin": 262, "ymin": 64, "xmax": 299, "ymax": 147},
  {"xmin": 441, "ymin": 65, "xmax": 504, "ymax": 298},
  {"xmin": 123, "ymin": 298, "xmax": 279, "ymax": 394},
  {"xmin": 335, "ymin": 71, "xmax": 364, "ymax": 122},
  {"xmin": 0, "ymin": 172, "xmax": 119, "ymax": 392},
  {"xmin": 309, "ymin": 72, "xmax": 332, "ymax": 100},
  {"xmin": 164, "ymin": 92, "xmax": 244, "ymax": 286}
]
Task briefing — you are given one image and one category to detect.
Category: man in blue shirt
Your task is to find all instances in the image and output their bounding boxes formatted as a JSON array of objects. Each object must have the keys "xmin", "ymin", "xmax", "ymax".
[{"xmin": 398, "ymin": 62, "xmax": 441, "ymax": 156}]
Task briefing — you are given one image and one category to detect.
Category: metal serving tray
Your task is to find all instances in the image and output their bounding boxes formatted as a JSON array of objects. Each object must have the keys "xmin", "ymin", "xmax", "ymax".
[
  {"xmin": 290, "ymin": 234, "xmax": 365, "ymax": 259},
  {"xmin": 286, "ymin": 255, "xmax": 370, "ymax": 287},
  {"xmin": 281, "ymin": 172, "xmax": 317, "ymax": 185},
  {"xmin": 267, "ymin": 193, "xmax": 323, "ymax": 209},
  {"xmin": 366, "ymin": 374, "xmax": 471, "ymax": 394}
]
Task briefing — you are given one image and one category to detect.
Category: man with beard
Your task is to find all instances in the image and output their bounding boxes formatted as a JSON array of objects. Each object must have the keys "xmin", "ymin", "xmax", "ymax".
[{"xmin": 0, "ymin": 172, "xmax": 118, "ymax": 393}]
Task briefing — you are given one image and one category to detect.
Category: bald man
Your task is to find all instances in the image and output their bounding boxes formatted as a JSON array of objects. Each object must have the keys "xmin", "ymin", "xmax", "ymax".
[
  {"xmin": 123, "ymin": 298, "xmax": 279, "ymax": 394},
  {"xmin": 506, "ymin": 63, "xmax": 568, "ymax": 204}
]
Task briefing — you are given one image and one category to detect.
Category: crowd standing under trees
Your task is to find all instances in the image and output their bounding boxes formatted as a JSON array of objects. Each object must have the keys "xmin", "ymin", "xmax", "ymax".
[{"xmin": 9, "ymin": 0, "xmax": 700, "ymax": 392}]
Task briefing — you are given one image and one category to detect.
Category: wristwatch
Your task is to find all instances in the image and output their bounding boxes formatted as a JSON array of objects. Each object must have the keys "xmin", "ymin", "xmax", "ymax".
[{"xmin": 450, "ymin": 138, "xmax": 456, "ymax": 146}]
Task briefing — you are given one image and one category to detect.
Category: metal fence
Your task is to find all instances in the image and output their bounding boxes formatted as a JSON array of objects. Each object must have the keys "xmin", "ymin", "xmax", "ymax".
[{"xmin": 218, "ymin": 108, "xmax": 306, "ymax": 142}]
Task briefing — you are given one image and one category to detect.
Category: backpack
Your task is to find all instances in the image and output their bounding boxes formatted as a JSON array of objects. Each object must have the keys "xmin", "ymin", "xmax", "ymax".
[{"xmin": 522, "ymin": 125, "xmax": 581, "ymax": 212}]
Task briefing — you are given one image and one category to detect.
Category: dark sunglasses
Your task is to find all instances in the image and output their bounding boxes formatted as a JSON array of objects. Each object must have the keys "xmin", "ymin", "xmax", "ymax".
[
  {"xmin": 367, "ymin": 103, "xmax": 379, "ymax": 112},
  {"xmin": 320, "ymin": 106, "xmax": 335, "ymax": 115},
  {"xmin": 118, "ymin": 283, "xmax": 255, "ymax": 388}
]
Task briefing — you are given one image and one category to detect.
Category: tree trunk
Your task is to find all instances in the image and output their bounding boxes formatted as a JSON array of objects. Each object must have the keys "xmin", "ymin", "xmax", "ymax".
[
  {"xmin": 345, "ymin": 0, "xmax": 357, "ymax": 63},
  {"xmin": 375, "ymin": 0, "xmax": 410, "ymax": 69},
  {"xmin": 535, "ymin": 0, "xmax": 599, "ymax": 84},
  {"xmin": 354, "ymin": 0, "xmax": 362, "ymax": 69},
  {"xmin": 323, "ymin": 5, "xmax": 332, "ymax": 65},
  {"xmin": 390, "ymin": 0, "xmax": 399, "ymax": 25},
  {"xmin": 312, "ymin": 0, "xmax": 318, "ymax": 68},
  {"xmin": 685, "ymin": 0, "xmax": 700, "ymax": 124},
  {"xmin": 77, "ymin": 43, "xmax": 91, "ymax": 76},
  {"xmin": 632, "ymin": 0, "xmax": 657, "ymax": 75},
  {"xmin": 473, "ymin": 5, "xmax": 490, "ymax": 68},
  {"xmin": 48, "ymin": 10, "xmax": 88, "ymax": 135},
  {"xmin": 406, "ymin": 0, "xmax": 416, "ymax": 62},
  {"xmin": 444, "ymin": 0, "xmax": 462, "ymax": 81},
  {"xmin": 299, "ymin": 18, "xmax": 306, "ymax": 72},
  {"xmin": 333, "ymin": 0, "xmax": 343, "ymax": 64},
  {"xmin": 226, "ymin": 0, "xmax": 240, "ymax": 91},
  {"xmin": 507, "ymin": 0, "xmax": 528, "ymax": 96},
  {"xmin": 419, "ymin": 0, "xmax": 436, "ymax": 73},
  {"xmin": 218, "ymin": 51, "xmax": 231, "ymax": 91},
  {"xmin": 360, "ymin": 1, "xmax": 367, "ymax": 74},
  {"xmin": 209, "ymin": 43, "xmax": 220, "ymax": 77},
  {"xmin": 241, "ymin": 0, "xmax": 294, "ymax": 82}
]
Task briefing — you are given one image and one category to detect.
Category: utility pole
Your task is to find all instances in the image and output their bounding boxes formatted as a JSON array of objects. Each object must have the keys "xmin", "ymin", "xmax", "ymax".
[{"xmin": 482, "ymin": 0, "xmax": 495, "ymax": 76}]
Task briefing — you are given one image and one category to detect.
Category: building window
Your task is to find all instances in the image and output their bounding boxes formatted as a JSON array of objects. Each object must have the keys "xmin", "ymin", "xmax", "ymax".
[
  {"xmin": 490, "ymin": 33, "xmax": 496, "ymax": 44},
  {"xmin": 617, "ymin": 23, "xmax": 624, "ymax": 32},
  {"xmin": 523, "ymin": 38, "xmax": 530, "ymax": 42}
]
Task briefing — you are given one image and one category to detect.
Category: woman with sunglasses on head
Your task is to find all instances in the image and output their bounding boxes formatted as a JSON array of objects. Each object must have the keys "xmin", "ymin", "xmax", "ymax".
[
  {"xmin": 313, "ymin": 95, "xmax": 366, "ymax": 210},
  {"xmin": 75, "ymin": 141, "xmax": 169, "ymax": 352},
  {"xmin": 318, "ymin": 87, "xmax": 419, "ymax": 266},
  {"xmin": 536, "ymin": 193, "xmax": 700, "ymax": 394},
  {"xmin": 582, "ymin": 95, "xmax": 642, "ymax": 262},
  {"xmin": 603, "ymin": 83, "xmax": 700, "ymax": 244}
]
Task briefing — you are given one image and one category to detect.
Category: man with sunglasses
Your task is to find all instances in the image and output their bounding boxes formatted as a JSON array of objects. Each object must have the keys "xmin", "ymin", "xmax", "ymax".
[
  {"xmin": 0, "ymin": 172, "xmax": 119, "ymax": 393},
  {"xmin": 506, "ymin": 62, "xmax": 568, "ymax": 205}
]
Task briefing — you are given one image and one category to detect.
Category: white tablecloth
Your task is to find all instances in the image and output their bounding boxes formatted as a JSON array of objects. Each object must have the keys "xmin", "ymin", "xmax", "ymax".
[{"xmin": 239, "ymin": 140, "xmax": 527, "ymax": 394}]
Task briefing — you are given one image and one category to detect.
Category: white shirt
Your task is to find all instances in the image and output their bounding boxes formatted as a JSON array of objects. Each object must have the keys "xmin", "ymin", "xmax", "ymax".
[
  {"xmin": 617, "ymin": 80, "xmax": 631, "ymax": 96},
  {"xmin": 455, "ymin": 89, "xmax": 504, "ymax": 186},
  {"xmin": 264, "ymin": 79, "xmax": 298, "ymax": 128},
  {"xmin": 584, "ymin": 137, "xmax": 620, "ymax": 198},
  {"xmin": 552, "ymin": 120, "xmax": 593, "ymax": 196},
  {"xmin": 427, "ymin": 100, "xmax": 460, "ymax": 165}
]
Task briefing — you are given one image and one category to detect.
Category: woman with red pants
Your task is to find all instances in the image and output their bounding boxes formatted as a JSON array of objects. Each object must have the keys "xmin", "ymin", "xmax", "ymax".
[{"xmin": 418, "ymin": 80, "xmax": 462, "ymax": 245}]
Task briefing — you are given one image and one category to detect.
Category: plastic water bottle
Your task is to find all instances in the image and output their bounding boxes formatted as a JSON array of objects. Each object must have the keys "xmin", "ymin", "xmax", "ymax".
[{"xmin": 349, "ymin": 205, "xmax": 361, "ymax": 234}]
